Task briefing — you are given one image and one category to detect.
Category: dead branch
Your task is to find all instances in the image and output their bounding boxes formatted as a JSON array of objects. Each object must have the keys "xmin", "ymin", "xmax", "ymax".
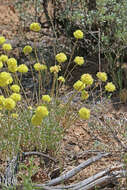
[
  {"xmin": 34, "ymin": 153, "xmax": 109, "ymax": 187},
  {"xmin": 22, "ymin": 151, "xmax": 57, "ymax": 163}
]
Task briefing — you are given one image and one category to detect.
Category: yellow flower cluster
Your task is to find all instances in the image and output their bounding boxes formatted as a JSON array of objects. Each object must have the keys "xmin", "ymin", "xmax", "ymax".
[
  {"xmin": 58, "ymin": 76, "xmax": 65, "ymax": 83},
  {"xmin": 10, "ymin": 93, "xmax": 21, "ymax": 103},
  {"xmin": 11, "ymin": 113, "xmax": 18, "ymax": 119},
  {"xmin": 81, "ymin": 90, "xmax": 89, "ymax": 100},
  {"xmin": 10, "ymin": 84, "xmax": 20, "ymax": 93},
  {"xmin": 50, "ymin": 65, "xmax": 61, "ymax": 73},
  {"xmin": 0, "ymin": 95, "xmax": 5, "ymax": 110},
  {"xmin": 4, "ymin": 98, "xmax": 16, "ymax": 110},
  {"xmin": 2, "ymin": 43, "xmax": 12, "ymax": 51},
  {"xmin": 55, "ymin": 53, "xmax": 67, "ymax": 63},
  {"xmin": 18, "ymin": 64, "xmax": 28, "ymax": 73},
  {"xmin": 34, "ymin": 63, "xmax": 47, "ymax": 71},
  {"xmin": 74, "ymin": 56, "xmax": 84, "ymax": 65},
  {"xmin": 31, "ymin": 106, "xmax": 49, "ymax": 126},
  {"xmin": 96, "ymin": 72, "xmax": 107, "ymax": 82},
  {"xmin": 73, "ymin": 30, "xmax": 83, "ymax": 39},
  {"xmin": 0, "ymin": 62, "xmax": 3, "ymax": 69},
  {"xmin": 23, "ymin": 45, "xmax": 32, "ymax": 55},
  {"xmin": 105, "ymin": 82, "xmax": 116, "ymax": 92},
  {"xmin": 0, "ymin": 72, "xmax": 13, "ymax": 87},
  {"xmin": 0, "ymin": 54, "xmax": 8, "ymax": 62},
  {"xmin": 0, "ymin": 36, "xmax": 6, "ymax": 45},
  {"xmin": 79, "ymin": 107, "xmax": 90, "ymax": 120},
  {"xmin": 30, "ymin": 22, "xmax": 41, "ymax": 32},
  {"xmin": 42, "ymin": 95, "xmax": 51, "ymax": 103},
  {"xmin": 7, "ymin": 58, "xmax": 17, "ymax": 73},
  {"xmin": 73, "ymin": 80, "xmax": 85, "ymax": 91},
  {"xmin": 81, "ymin": 74, "xmax": 93, "ymax": 85}
]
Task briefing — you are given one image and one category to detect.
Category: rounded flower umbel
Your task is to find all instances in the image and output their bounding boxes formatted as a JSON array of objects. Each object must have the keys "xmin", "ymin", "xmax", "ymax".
[
  {"xmin": 23, "ymin": 45, "xmax": 32, "ymax": 55},
  {"xmin": 11, "ymin": 113, "xmax": 18, "ymax": 119},
  {"xmin": 105, "ymin": 82, "xmax": 116, "ymax": 92},
  {"xmin": 18, "ymin": 64, "xmax": 28, "ymax": 73},
  {"xmin": 42, "ymin": 95, "xmax": 51, "ymax": 103},
  {"xmin": 10, "ymin": 84, "xmax": 20, "ymax": 93},
  {"xmin": 81, "ymin": 90, "xmax": 89, "ymax": 101},
  {"xmin": 0, "ymin": 95, "xmax": 5, "ymax": 110},
  {"xmin": 31, "ymin": 115, "xmax": 43, "ymax": 126},
  {"xmin": 4, "ymin": 98, "xmax": 16, "ymax": 110},
  {"xmin": 73, "ymin": 30, "xmax": 83, "ymax": 39},
  {"xmin": 55, "ymin": 53, "xmax": 67, "ymax": 63},
  {"xmin": 74, "ymin": 56, "xmax": 84, "ymax": 66},
  {"xmin": 10, "ymin": 93, "xmax": 21, "ymax": 103},
  {"xmin": 35, "ymin": 106, "xmax": 49, "ymax": 119},
  {"xmin": 50, "ymin": 65, "xmax": 61, "ymax": 73},
  {"xmin": 96, "ymin": 72, "xmax": 107, "ymax": 82},
  {"xmin": 0, "ymin": 72, "xmax": 13, "ymax": 87},
  {"xmin": 0, "ymin": 62, "xmax": 3, "ymax": 69},
  {"xmin": 0, "ymin": 36, "xmax": 6, "ymax": 45},
  {"xmin": 30, "ymin": 22, "xmax": 41, "ymax": 32},
  {"xmin": 79, "ymin": 107, "xmax": 90, "ymax": 120},
  {"xmin": 8, "ymin": 62, "xmax": 17, "ymax": 73},
  {"xmin": 31, "ymin": 106, "xmax": 49, "ymax": 126},
  {"xmin": 2, "ymin": 43, "xmax": 12, "ymax": 51},
  {"xmin": 34, "ymin": 63, "xmax": 47, "ymax": 71},
  {"xmin": 0, "ymin": 54, "xmax": 8, "ymax": 62},
  {"xmin": 58, "ymin": 76, "xmax": 65, "ymax": 83},
  {"xmin": 73, "ymin": 80, "xmax": 85, "ymax": 91},
  {"xmin": 81, "ymin": 73, "xmax": 94, "ymax": 86}
]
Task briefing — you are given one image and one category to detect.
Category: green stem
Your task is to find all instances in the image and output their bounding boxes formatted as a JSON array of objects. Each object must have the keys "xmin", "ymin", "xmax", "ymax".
[{"xmin": 64, "ymin": 39, "xmax": 78, "ymax": 78}]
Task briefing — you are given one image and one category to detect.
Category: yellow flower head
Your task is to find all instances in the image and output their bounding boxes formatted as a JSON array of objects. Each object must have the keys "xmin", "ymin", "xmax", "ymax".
[
  {"xmin": 81, "ymin": 90, "xmax": 89, "ymax": 100},
  {"xmin": 23, "ymin": 45, "xmax": 32, "ymax": 55},
  {"xmin": 0, "ymin": 36, "xmax": 6, "ymax": 45},
  {"xmin": 50, "ymin": 65, "xmax": 61, "ymax": 73},
  {"xmin": 28, "ymin": 106, "xmax": 33, "ymax": 110},
  {"xmin": 73, "ymin": 30, "xmax": 84, "ymax": 39},
  {"xmin": 35, "ymin": 106, "xmax": 49, "ymax": 119},
  {"xmin": 41, "ymin": 64, "xmax": 47, "ymax": 70},
  {"xmin": 10, "ymin": 84, "xmax": 20, "ymax": 93},
  {"xmin": 18, "ymin": 64, "xmax": 28, "ymax": 73},
  {"xmin": 0, "ymin": 72, "xmax": 13, "ymax": 87},
  {"xmin": 79, "ymin": 107, "xmax": 90, "ymax": 120},
  {"xmin": 7, "ymin": 58, "xmax": 17, "ymax": 66},
  {"xmin": 0, "ymin": 54, "xmax": 8, "ymax": 62},
  {"xmin": 81, "ymin": 73, "xmax": 93, "ymax": 85},
  {"xmin": 4, "ymin": 98, "xmax": 16, "ymax": 110},
  {"xmin": 0, "ymin": 95, "xmax": 5, "ymax": 109},
  {"xmin": 30, "ymin": 22, "xmax": 41, "ymax": 32},
  {"xmin": 74, "ymin": 56, "xmax": 84, "ymax": 66},
  {"xmin": 10, "ymin": 93, "xmax": 21, "ymax": 103},
  {"xmin": 31, "ymin": 115, "xmax": 43, "ymax": 126},
  {"xmin": 8, "ymin": 62, "xmax": 17, "ymax": 73},
  {"xmin": 105, "ymin": 82, "xmax": 116, "ymax": 92},
  {"xmin": 58, "ymin": 76, "xmax": 65, "ymax": 83},
  {"xmin": 34, "ymin": 63, "xmax": 45, "ymax": 71},
  {"xmin": 42, "ymin": 95, "xmax": 51, "ymax": 103},
  {"xmin": 55, "ymin": 53, "xmax": 67, "ymax": 63},
  {"xmin": 96, "ymin": 72, "xmax": 107, "ymax": 82},
  {"xmin": 11, "ymin": 113, "xmax": 18, "ymax": 119},
  {"xmin": 73, "ymin": 80, "xmax": 85, "ymax": 91},
  {"xmin": 2, "ymin": 43, "xmax": 12, "ymax": 51},
  {"xmin": 0, "ymin": 62, "xmax": 3, "ymax": 69}
]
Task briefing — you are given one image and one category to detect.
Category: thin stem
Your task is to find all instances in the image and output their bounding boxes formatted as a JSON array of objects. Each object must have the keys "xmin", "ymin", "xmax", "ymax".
[
  {"xmin": 98, "ymin": 29, "xmax": 102, "ymax": 102},
  {"xmin": 15, "ymin": 73, "xmax": 29, "ymax": 106},
  {"xmin": 51, "ymin": 73, "xmax": 57, "ymax": 98},
  {"xmin": 64, "ymin": 40, "xmax": 78, "ymax": 78}
]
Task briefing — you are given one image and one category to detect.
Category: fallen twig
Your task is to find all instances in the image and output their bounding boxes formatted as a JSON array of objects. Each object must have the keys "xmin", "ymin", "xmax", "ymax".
[
  {"xmin": 34, "ymin": 153, "xmax": 109, "ymax": 187},
  {"xmin": 22, "ymin": 151, "xmax": 57, "ymax": 163}
]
